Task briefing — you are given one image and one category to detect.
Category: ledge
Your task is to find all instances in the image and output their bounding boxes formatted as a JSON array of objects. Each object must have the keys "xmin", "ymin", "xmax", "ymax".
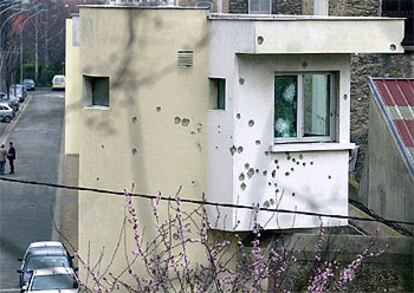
[
  {"xmin": 271, "ymin": 143, "xmax": 355, "ymax": 153},
  {"xmin": 83, "ymin": 105, "xmax": 110, "ymax": 111}
]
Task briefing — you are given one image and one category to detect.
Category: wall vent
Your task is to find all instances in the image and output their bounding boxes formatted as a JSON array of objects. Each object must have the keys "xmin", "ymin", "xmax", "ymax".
[{"xmin": 177, "ymin": 50, "xmax": 194, "ymax": 67}]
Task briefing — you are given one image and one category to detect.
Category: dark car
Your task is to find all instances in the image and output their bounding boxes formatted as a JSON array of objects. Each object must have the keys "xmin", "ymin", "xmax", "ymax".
[
  {"xmin": 23, "ymin": 79, "xmax": 35, "ymax": 91},
  {"xmin": 9, "ymin": 84, "xmax": 27, "ymax": 103},
  {"xmin": 17, "ymin": 241, "xmax": 74, "ymax": 288}
]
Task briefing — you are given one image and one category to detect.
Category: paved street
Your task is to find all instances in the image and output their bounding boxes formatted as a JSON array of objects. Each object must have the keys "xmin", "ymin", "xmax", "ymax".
[{"xmin": 0, "ymin": 89, "xmax": 65, "ymax": 292}]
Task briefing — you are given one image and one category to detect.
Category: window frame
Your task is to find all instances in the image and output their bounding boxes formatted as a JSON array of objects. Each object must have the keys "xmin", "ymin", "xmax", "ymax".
[
  {"xmin": 274, "ymin": 72, "xmax": 337, "ymax": 144},
  {"xmin": 248, "ymin": 0, "xmax": 272, "ymax": 15},
  {"xmin": 209, "ymin": 77, "xmax": 226, "ymax": 111},
  {"xmin": 83, "ymin": 75, "xmax": 110, "ymax": 109}
]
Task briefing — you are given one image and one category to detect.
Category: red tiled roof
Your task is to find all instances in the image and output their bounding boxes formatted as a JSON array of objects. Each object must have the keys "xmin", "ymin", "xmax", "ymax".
[{"xmin": 370, "ymin": 78, "xmax": 414, "ymax": 177}]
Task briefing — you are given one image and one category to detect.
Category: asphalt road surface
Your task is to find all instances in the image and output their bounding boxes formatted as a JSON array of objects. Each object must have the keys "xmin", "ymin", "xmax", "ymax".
[{"xmin": 0, "ymin": 89, "xmax": 64, "ymax": 292}]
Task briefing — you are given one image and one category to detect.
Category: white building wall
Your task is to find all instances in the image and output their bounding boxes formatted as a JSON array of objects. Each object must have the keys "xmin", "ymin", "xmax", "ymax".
[{"xmin": 207, "ymin": 19, "xmax": 353, "ymax": 230}]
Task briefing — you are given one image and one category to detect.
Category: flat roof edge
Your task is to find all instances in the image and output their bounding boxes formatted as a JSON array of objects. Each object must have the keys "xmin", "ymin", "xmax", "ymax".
[
  {"xmin": 208, "ymin": 13, "xmax": 405, "ymax": 21},
  {"xmin": 79, "ymin": 5, "xmax": 209, "ymax": 10}
]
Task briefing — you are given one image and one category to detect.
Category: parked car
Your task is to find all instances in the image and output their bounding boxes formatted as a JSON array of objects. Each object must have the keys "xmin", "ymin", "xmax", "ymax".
[
  {"xmin": 0, "ymin": 103, "xmax": 14, "ymax": 123},
  {"xmin": 23, "ymin": 79, "xmax": 35, "ymax": 91},
  {"xmin": 22, "ymin": 267, "xmax": 79, "ymax": 293},
  {"xmin": 17, "ymin": 241, "xmax": 74, "ymax": 288},
  {"xmin": 51, "ymin": 75, "xmax": 65, "ymax": 90},
  {"xmin": 0, "ymin": 92, "xmax": 19, "ymax": 112},
  {"xmin": 9, "ymin": 84, "xmax": 27, "ymax": 103}
]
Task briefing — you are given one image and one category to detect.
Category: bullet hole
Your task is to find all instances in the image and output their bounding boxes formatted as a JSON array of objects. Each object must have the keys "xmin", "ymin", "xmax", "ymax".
[
  {"xmin": 247, "ymin": 168, "xmax": 255, "ymax": 178},
  {"xmin": 274, "ymin": 183, "xmax": 277, "ymax": 187},
  {"xmin": 291, "ymin": 193, "xmax": 296, "ymax": 197},
  {"xmin": 236, "ymin": 113, "xmax": 241, "ymax": 119},
  {"xmin": 218, "ymin": 130, "xmax": 221, "ymax": 134},
  {"xmin": 302, "ymin": 61, "xmax": 308, "ymax": 68},
  {"xmin": 197, "ymin": 127, "xmax": 202, "ymax": 133},
  {"xmin": 263, "ymin": 200, "xmax": 270, "ymax": 208},
  {"xmin": 101, "ymin": 144, "xmax": 104, "ymax": 149},
  {"xmin": 198, "ymin": 123, "xmax": 202, "ymax": 127},
  {"xmin": 255, "ymin": 169, "xmax": 259, "ymax": 174},
  {"xmin": 276, "ymin": 166, "xmax": 280, "ymax": 169},
  {"xmin": 296, "ymin": 162, "xmax": 300, "ymax": 165},
  {"xmin": 299, "ymin": 154, "xmax": 303, "ymax": 160},
  {"xmin": 262, "ymin": 170, "xmax": 267, "ymax": 176},
  {"xmin": 191, "ymin": 180, "xmax": 196, "ymax": 184},
  {"xmin": 181, "ymin": 118, "xmax": 190, "ymax": 127},
  {"xmin": 230, "ymin": 136, "xmax": 233, "ymax": 139},
  {"xmin": 285, "ymin": 172, "xmax": 290, "ymax": 176},
  {"xmin": 274, "ymin": 159, "xmax": 278, "ymax": 164},
  {"xmin": 239, "ymin": 173, "xmax": 245, "ymax": 181},
  {"xmin": 268, "ymin": 182, "xmax": 272, "ymax": 186},
  {"xmin": 390, "ymin": 44, "xmax": 396, "ymax": 51},
  {"xmin": 132, "ymin": 148, "xmax": 138, "ymax": 156},
  {"xmin": 240, "ymin": 183, "xmax": 246, "ymax": 191},
  {"xmin": 257, "ymin": 36, "xmax": 264, "ymax": 44},
  {"xmin": 291, "ymin": 167, "xmax": 294, "ymax": 171},
  {"xmin": 343, "ymin": 94, "xmax": 348, "ymax": 100},
  {"xmin": 217, "ymin": 125, "xmax": 221, "ymax": 128},
  {"xmin": 132, "ymin": 116, "xmax": 138, "ymax": 124},
  {"xmin": 156, "ymin": 106, "xmax": 161, "ymax": 112},
  {"xmin": 303, "ymin": 163, "xmax": 306, "ymax": 167},
  {"xmin": 237, "ymin": 146, "xmax": 244, "ymax": 154},
  {"xmin": 310, "ymin": 161, "xmax": 314, "ymax": 165},
  {"xmin": 96, "ymin": 177, "xmax": 100, "ymax": 181},
  {"xmin": 229, "ymin": 145, "xmax": 237, "ymax": 155},
  {"xmin": 239, "ymin": 78, "xmax": 245, "ymax": 85},
  {"xmin": 287, "ymin": 155, "xmax": 291, "ymax": 160},
  {"xmin": 264, "ymin": 151, "xmax": 270, "ymax": 156},
  {"xmin": 174, "ymin": 117, "xmax": 181, "ymax": 124},
  {"xmin": 276, "ymin": 189, "xmax": 280, "ymax": 193},
  {"xmin": 328, "ymin": 175, "xmax": 332, "ymax": 180},
  {"xmin": 245, "ymin": 163, "xmax": 250, "ymax": 169},
  {"xmin": 255, "ymin": 140, "xmax": 261, "ymax": 145},
  {"xmin": 269, "ymin": 198, "xmax": 275, "ymax": 205},
  {"xmin": 215, "ymin": 146, "xmax": 218, "ymax": 149},
  {"xmin": 173, "ymin": 233, "xmax": 179, "ymax": 240},
  {"xmin": 191, "ymin": 131, "xmax": 196, "ymax": 135},
  {"xmin": 271, "ymin": 170, "xmax": 276, "ymax": 178},
  {"xmin": 292, "ymin": 158, "xmax": 296, "ymax": 162},
  {"xmin": 248, "ymin": 120, "xmax": 255, "ymax": 127}
]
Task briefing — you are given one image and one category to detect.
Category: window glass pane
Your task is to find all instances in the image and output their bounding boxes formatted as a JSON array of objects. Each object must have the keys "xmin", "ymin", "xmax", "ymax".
[
  {"xmin": 260, "ymin": 0, "xmax": 271, "ymax": 13},
  {"xmin": 92, "ymin": 77, "xmax": 109, "ymax": 107},
  {"xmin": 249, "ymin": 0, "xmax": 260, "ymax": 13},
  {"xmin": 217, "ymin": 79, "xmax": 225, "ymax": 110},
  {"xmin": 275, "ymin": 76, "xmax": 297, "ymax": 138},
  {"xmin": 303, "ymin": 74, "xmax": 330, "ymax": 137}
]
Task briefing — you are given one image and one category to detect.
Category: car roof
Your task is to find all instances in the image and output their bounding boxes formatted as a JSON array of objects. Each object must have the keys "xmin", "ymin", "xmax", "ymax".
[
  {"xmin": 28, "ymin": 247, "xmax": 67, "ymax": 256},
  {"xmin": 32, "ymin": 267, "xmax": 75, "ymax": 276},
  {"xmin": 28, "ymin": 241, "xmax": 64, "ymax": 248}
]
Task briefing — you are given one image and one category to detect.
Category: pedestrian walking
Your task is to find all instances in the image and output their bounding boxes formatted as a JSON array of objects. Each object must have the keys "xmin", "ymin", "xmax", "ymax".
[
  {"xmin": 0, "ymin": 144, "xmax": 6, "ymax": 175},
  {"xmin": 7, "ymin": 142, "xmax": 16, "ymax": 174}
]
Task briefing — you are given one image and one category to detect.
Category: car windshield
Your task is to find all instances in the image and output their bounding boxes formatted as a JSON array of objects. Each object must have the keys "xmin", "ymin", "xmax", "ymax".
[
  {"xmin": 30, "ymin": 274, "xmax": 78, "ymax": 291},
  {"xmin": 9, "ymin": 88, "xmax": 22, "ymax": 95},
  {"xmin": 26, "ymin": 256, "xmax": 69, "ymax": 271}
]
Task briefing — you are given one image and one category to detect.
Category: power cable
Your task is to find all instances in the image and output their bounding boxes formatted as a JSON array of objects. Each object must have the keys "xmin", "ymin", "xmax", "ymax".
[{"xmin": 1, "ymin": 175, "xmax": 414, "ymax": 226}]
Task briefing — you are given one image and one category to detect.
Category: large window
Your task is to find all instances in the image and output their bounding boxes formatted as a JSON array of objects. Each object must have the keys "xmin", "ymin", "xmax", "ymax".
[
  {"xmin": 248, "ymin": 0, "xmax": 271, "ymax": 14},
  {"xmin": 274, "ymin": 73, "xmax": 336, "ymax": 143},
  {"xmin": 382, "ymin": 0, "xmax": 413, "ymax": 47}
]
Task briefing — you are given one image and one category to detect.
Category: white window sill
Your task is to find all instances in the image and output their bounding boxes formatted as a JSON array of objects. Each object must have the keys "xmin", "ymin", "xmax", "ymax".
[
  {"xmin": 271, "ymin": 143, "xmax": 355, "ymax": 153},
  {"xmin": 83, "ymin": 105, "xmax": 109, "ymax": 111}
]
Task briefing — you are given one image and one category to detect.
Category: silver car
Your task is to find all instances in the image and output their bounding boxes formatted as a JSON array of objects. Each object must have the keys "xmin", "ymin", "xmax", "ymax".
[
  {"xmin": 0, "ymin": 103, "xmax": 14, "ymax": 123},
  {"xmin": 22, "ymin": 267, "xmax": 79, "ymax": 293}
]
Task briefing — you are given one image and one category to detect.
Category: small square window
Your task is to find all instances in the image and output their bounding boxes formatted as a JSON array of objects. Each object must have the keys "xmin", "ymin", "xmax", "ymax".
[
  {"xmin": 209, "ymin": 78, "xmax": 226, "ymax": 110},
  {"xmin": 83, "ymin": 76, "xmax": 109, "ymax": 108},
  {"xmin": 274, "ymin": 73, "xmax": 337, "ymax": 143}
]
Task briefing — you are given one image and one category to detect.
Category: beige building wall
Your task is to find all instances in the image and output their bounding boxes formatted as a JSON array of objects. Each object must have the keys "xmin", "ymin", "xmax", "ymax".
[
  {"xmin": 76, "ymin": 7, "xmax": 210, "ymax": 281},
  {"xmin": 65, "ymin": 18, "xmax": 81, "ymax": 156}
]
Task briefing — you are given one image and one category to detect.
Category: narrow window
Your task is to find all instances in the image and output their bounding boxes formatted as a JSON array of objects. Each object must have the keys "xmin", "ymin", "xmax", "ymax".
[
  {"xmin": 209, "ymin": 78, "xmax": 226, "ymax": 110},
  {"xmin": 274, "ymin": 76, "xmax": 297, "ymax": 138},
  {"xmin": 83, "ymin": 76, "xmax": 110, "ymax": 108}
]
